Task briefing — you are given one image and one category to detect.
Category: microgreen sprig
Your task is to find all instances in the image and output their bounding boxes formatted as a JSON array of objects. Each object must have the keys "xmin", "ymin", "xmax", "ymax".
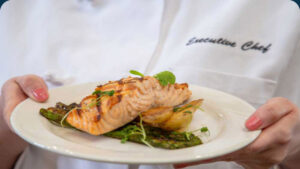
[
  {"xmin": 129, "ymin": 70, "xmax": 144, "ymax": 77},
  {"xmin": 139, "ymin": 114, "xmax": 153, "ymax": 148},
  {"xmin": 60, "ymin": 108, "xmax": 76, "ymax": 127},
  {"xmin": 185, "ymin": 126, "xmax": 210, "ymax": 140},
  {"xmin": 89, "ymin": 90, "xmax": 115, "ymax": 107},
  {"xmin": 120, "ymin": 125, "xmax": 142, "ymax": 143},
  {"xmin": 119, "ymin": 114, "xmax": 153, "ymax": 148},
  {"xmin": 173, "ymin": 105, "xmax": 193, "ymax": 112},
  {"xmin": 92, "ymin": 90, "xmax": 115, "ymax": 96},
  {"xmin": 195, "ymin": 105, "xmax": 205, "ymax": 112}
]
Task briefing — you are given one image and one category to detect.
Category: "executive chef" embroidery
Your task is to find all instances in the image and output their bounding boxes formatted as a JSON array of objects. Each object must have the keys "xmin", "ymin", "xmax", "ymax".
[{"xmin": 186, "ymin": 37, "xmax": 272, "ymax": 54}]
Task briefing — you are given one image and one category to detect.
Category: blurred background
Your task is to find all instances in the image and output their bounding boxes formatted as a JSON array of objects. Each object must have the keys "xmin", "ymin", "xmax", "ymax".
[
  {"xmin": 0, "ymin": 0, "xmax": 4, "ymax": 7},
  {"xmin": 0, "ymin": 0, "xmax": 6, "ymax": 7},
  {"xmin": 0, "ymin": 0, "xmax": 300, "ymax": 8}
]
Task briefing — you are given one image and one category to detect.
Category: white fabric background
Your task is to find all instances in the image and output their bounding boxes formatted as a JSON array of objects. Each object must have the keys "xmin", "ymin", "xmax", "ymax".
[{"xmin": 0, "ymin": 0, "xmax": 299, "ymax": 169}]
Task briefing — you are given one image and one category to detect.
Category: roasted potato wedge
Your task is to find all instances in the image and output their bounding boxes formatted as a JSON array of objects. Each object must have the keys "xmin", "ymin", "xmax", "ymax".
[{"xmin": 141, "ymin": 99, "xmax": 203, "ymax": 131}]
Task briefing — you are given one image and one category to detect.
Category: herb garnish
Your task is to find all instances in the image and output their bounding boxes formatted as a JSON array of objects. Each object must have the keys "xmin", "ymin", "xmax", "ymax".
[
  {"xmin": 129, "ymin": 70, "xmax": 144, "ymax": 77},
  {"xmin": 173, "ymin": 107, "xmax": 181, "ymax": 112},
  {"xmin": 60, "ymin": 109, "xmax": 73, "ymax": 127},
  {"xmin": 200, "ymin": 126, "xmax": 208, "ymax": 132},
  {"xmin": 89, "ymin": 90, "xmax": 115, "ymax": 107},
  {"xmin": 195, "ymin": 105, "xmax": 205, "ymax": 112},
  {"xmin": 120, "ymin": 125, "xmax": 142, "ymax": 143},
  {"xmin": 154, "ymin": 71, "xmax": 176, "ymax": 86},
  {"xmin": 185, "ymin": 132, "xmax": 192, "ymax": 141},
  {"xmin": 118, "ymin": 114, "xmax": 153, "ymax": 148},
  {"xmin": 185, "ymin": 126, "xmax": 210, "ymax": 140},
  {"xmin": 129, "ymin": 70, "xmax": 176, "ymax": 86},
  {"xmin": 92, "ymin": 90, "xmax": 115, "ymax": 96},
  {"xmin": 173, "ymin": 105, "xmax": 193, "ymax": 112}
]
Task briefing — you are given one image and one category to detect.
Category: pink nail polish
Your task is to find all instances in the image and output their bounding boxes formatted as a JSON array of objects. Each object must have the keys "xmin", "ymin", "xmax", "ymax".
[
  {"xmin": 246, "ymin": 115, "xmax": 262, "ymax": 130},
  {"xmin": 33, "ymin": 88, "xmax": 48, "ymax": 101}
]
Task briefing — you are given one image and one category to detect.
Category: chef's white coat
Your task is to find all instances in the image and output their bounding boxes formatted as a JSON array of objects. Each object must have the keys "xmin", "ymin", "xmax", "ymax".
[{"xmin": 0, "ymin": 0, "xmax": 299, "ymax": 169}]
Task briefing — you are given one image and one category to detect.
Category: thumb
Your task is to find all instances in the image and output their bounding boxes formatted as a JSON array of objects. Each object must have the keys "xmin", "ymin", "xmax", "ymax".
[
  {"xmin": 15, "ymin": 75, "xmax": 49, "ymax": 102},
  {"xmin": 245, "ymin": 97, "xmax": 295, "ymax": 130}
]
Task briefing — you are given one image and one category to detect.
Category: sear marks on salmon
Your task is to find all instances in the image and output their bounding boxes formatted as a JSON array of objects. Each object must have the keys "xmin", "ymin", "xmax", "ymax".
[{"xmin": 66, "ymin": 76, "xmax": 191, "ymax": 135}]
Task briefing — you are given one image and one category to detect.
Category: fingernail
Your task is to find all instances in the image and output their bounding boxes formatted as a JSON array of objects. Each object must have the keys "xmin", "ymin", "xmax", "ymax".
[
  {"xmin": 246, "ymin": 115, "xmax": 262, "ymax": 130},
  {"xmin": 33, "ymin": 88, "xmax": 48, "ymax": 101}
]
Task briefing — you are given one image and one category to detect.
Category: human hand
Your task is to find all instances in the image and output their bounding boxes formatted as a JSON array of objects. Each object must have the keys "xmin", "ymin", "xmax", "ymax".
[
  {"xmin": 0, "ymin": 75, "xmax": 49, "ymax": 169},
  {"xmin": 174, "ymin": 97, "xmax": 300, "ymax": 169},
  {"xmin": 0, "ymin": 74, "xmax": 49, "ymax": 130}
]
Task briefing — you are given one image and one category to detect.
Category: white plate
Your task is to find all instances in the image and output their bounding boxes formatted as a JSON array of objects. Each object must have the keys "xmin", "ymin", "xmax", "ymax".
[{"xmin": 11, "ymin": 83, "xmax": 260, "ymax": 164}]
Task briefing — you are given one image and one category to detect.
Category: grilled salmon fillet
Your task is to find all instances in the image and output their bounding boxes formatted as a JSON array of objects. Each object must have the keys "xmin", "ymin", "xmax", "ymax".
[{"xmin": 66, "ymin": 76, "xmax": 191, "ymax": 135}]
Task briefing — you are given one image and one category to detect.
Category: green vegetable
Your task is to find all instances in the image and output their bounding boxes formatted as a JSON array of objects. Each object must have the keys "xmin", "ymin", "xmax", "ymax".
[
  {"xmin": 138, "ymin": 114, "xmax": 153, "ymax": 148},
  {"xmin": 40, "ymin": 102, "xmax": 203, "ymax": 149},
  {"xmin": 114, "ymin": 114, "xmax": 152, "ymax": 148},
  {"xmin": 154, "ymin": 71, "xmax": 176, "ymax": 86},
  {"xmin": 184, "ymin": 110, "xmax": 192, "ymax": 114},
  {"xmin": 129, "ymin": 70, "xmax": 176, "ymax": 86},
  {"xmin": 184, "ymin": 126, "xmax": 210, "ymax": 140},
  {"xmin": 173, "ymin": 107, "xmax": 181, "ymax": 112},
  {"xmin": 173, "ymin": 105, "xmax": 193, "ymax": 112},
  {"xmin": 119, "ymin": 125, "xmax": 141, "ymax": 143},
  {"xmin": 200, "ymin": 127, "xmax": 209, "ymax": 133},
  {"xmin": 184, "ymin": 132, "xmax": 192, "ymax": 141},
  {"xmin": 89, "ymin": 90, "xmax": 115, "ymax": 107},
  {"xmin": 105, "ymin": 122, "xmax": 202, "ymax": 149},
  {"xmin": 39, "ymin": 108, "xmax": 64, "ymax": 123},
  {"xmin": 39, "ymin": 103, "xmax": 76, "ymax": 128},
  {"xmin": 129, "ymin": 70, "xmax": 144, "ymax": 77},
  {"xmin": 195, "ymin": 105, "xmax": 205, "ymax": 112},
  {"xmin": 92, "ymin": 90, "xmax": 115, "ymax": 96},
  {"xmin": 188, "ymin": 127, "xmax": 209, "ymax": 133},
  {"xmin": 60, "ymin": 110, "xmax": 73, "ymax": 128}
]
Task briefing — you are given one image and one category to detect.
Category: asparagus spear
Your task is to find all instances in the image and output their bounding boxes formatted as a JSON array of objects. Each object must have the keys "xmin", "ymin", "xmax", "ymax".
[
  {"xmin": 104, "ymin": 122, "xmax": 202, "ymax": 149},
  {"xmin": 39, "ymin": 102, "xmax": 78, "ymax": 127},
  {"xmin": 40, "ymin": 102, "xmax": 203, "ymax": 149}
]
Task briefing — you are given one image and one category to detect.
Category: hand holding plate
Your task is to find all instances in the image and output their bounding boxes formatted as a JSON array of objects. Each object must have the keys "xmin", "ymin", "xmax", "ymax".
[
  {"xmin": 0, "ymin": 74, "xmax": 49, "ymax": 169},
  {"xmin": 174, "ymin": 97, "xmax": 300, "ymax": 169}
]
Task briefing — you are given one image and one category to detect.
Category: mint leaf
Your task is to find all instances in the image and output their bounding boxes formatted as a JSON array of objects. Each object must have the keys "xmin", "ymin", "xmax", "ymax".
[
  {"xmin": 129, "ymin": 70, "xmax": 144, "ymax": 77},
  {"xmin": 154, "ymin": 71, "xmax": 176, "ymax": 86}
]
